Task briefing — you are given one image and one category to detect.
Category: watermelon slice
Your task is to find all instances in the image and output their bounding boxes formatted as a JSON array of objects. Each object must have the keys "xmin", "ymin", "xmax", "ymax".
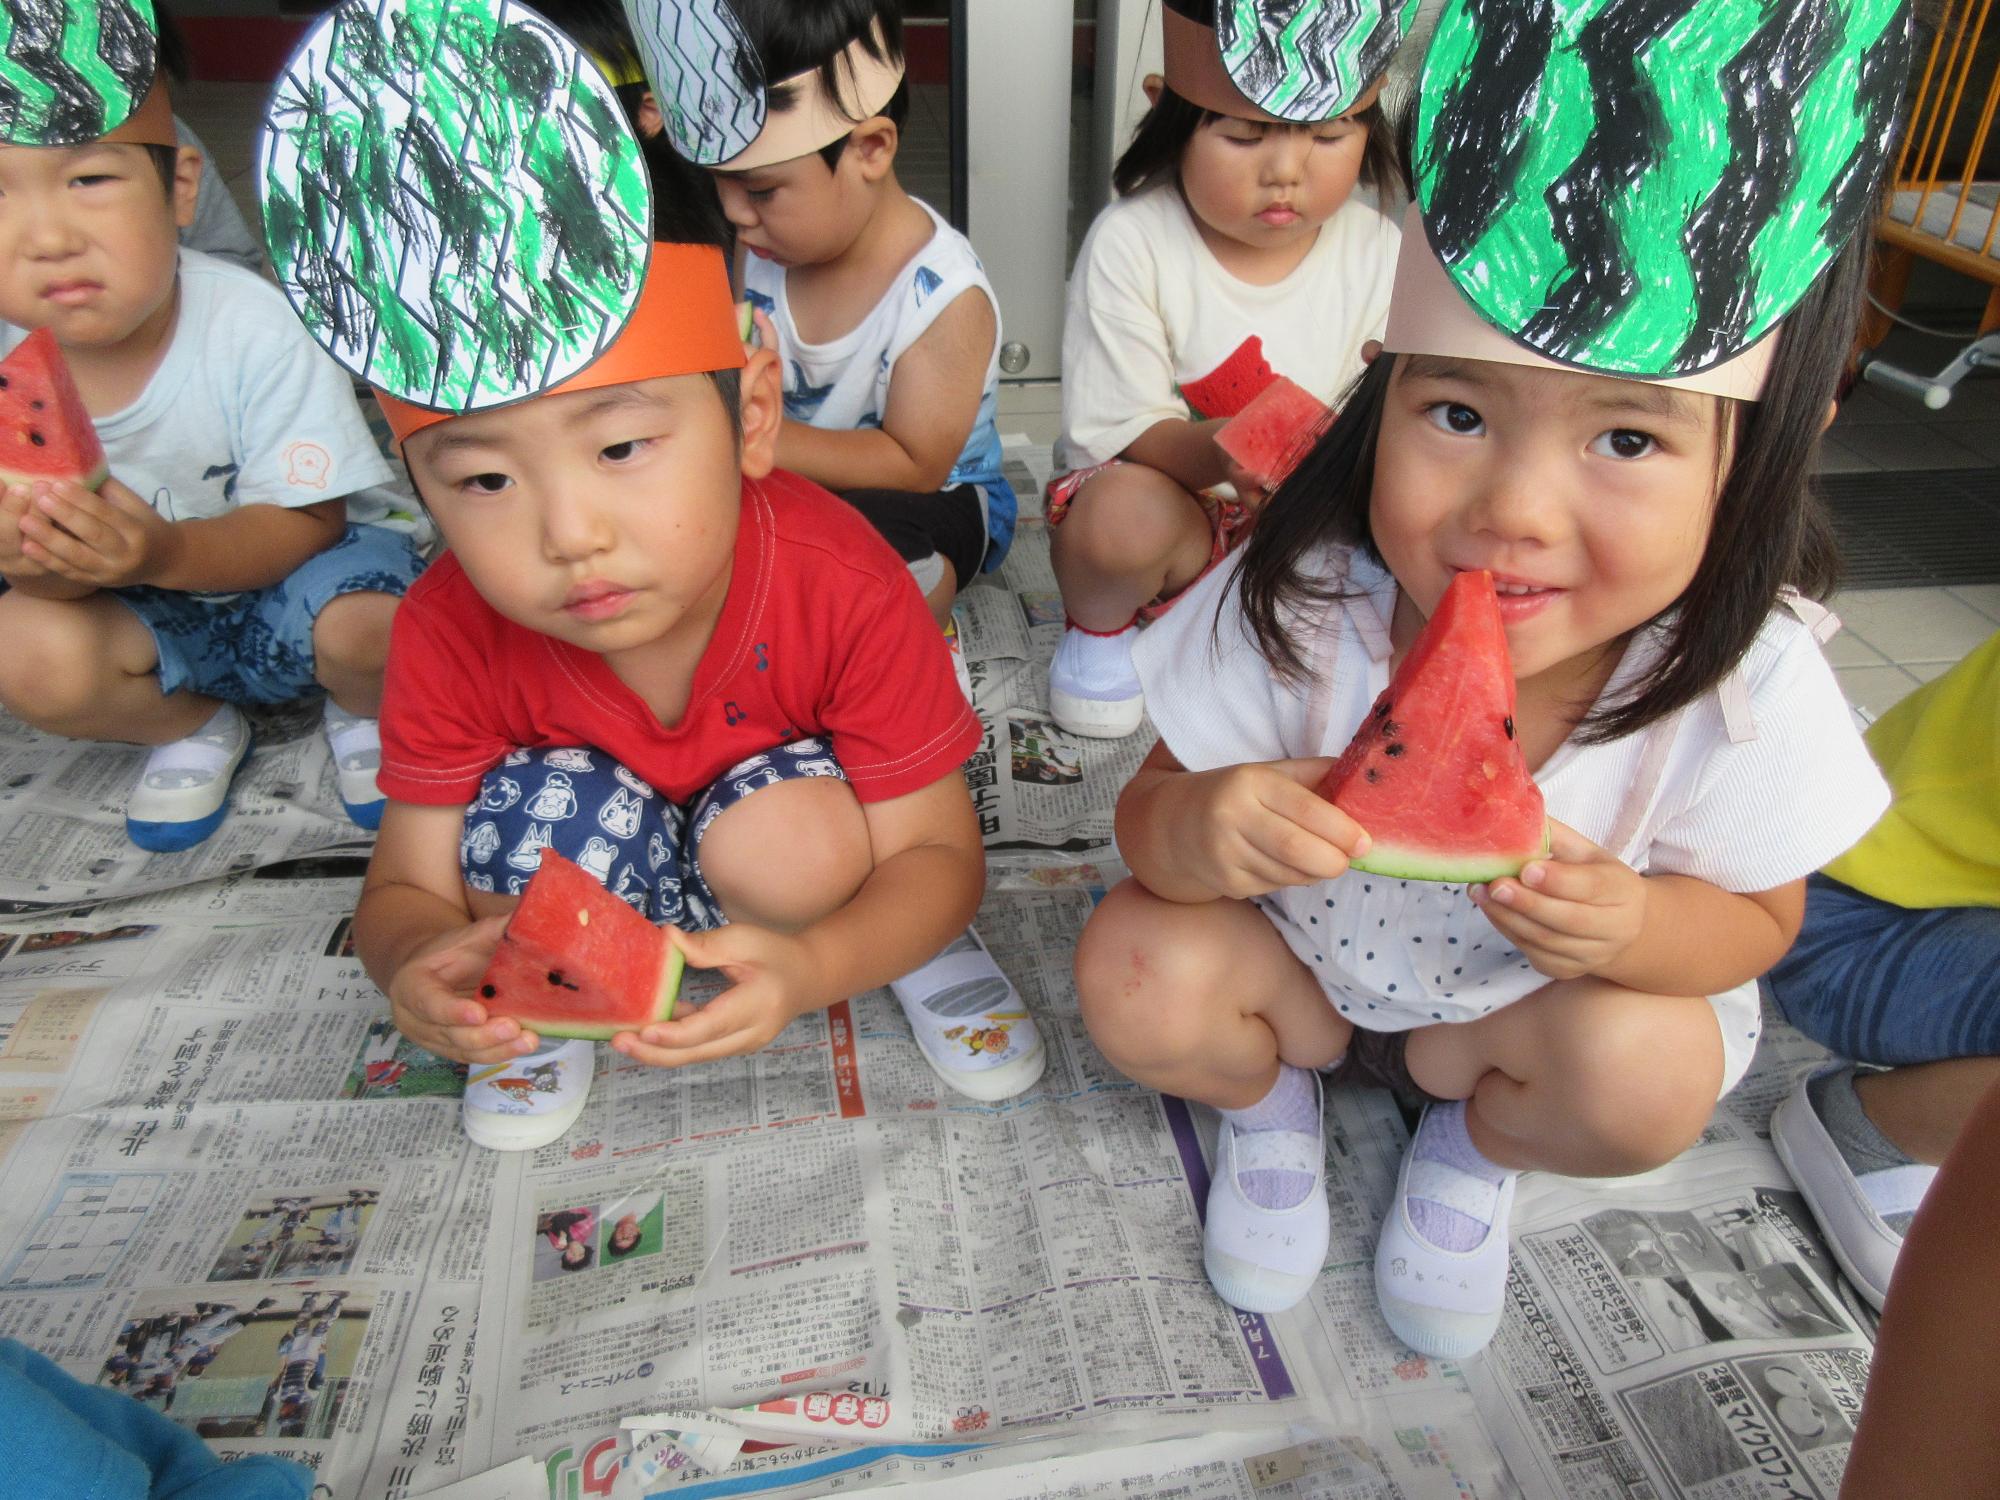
[
  {"xmin": 1319, "ymin": 570, "xmax": 1549, "ymax": 882},
  {"xmin": 1214, "ymin": 375, "xmax": 1331, "ymax": 488},
  {"xmin": 477, "ymin": 850, "xmax": 684, "ymax": 1040},
  {"xmin": 0, "ymin": 329, "xmax": 107, "ymax": 490}
]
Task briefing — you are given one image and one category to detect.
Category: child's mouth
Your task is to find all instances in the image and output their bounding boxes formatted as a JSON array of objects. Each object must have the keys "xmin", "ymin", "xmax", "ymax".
[
  {"xmin": 563, "ymin": 584, "xmax": 635, "ymax": 621},
  {"xmin": 42, "ymin": 281, "xmax": 102, "ymax": 306},
  {"xmin": 1257, "ymin": 205, "xmax": 1300, "ymax": 226}
]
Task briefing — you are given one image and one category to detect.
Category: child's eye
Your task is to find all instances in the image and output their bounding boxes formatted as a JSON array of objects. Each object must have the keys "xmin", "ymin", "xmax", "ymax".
[
  {"xmin": 1590, "ymin": 428, "xmax": 1657, "ymax": 460},
  {"xmin": 458, "ymin": 472, "xmax": 512, "ymax": 495},
  {"xmin": 70, "ymin": 174, "xmax": 117, "ymax": 188},
  {"xmin": 1424, "ymin": 402, "xmax": 1484, "ymax": 436},
  {"xmin": 600, "ymin": 438, "xmax": 652, "ymax": 463},
  {"xmin": 746, "ymin": 185, "xmax": 776, "ymax": 203}
]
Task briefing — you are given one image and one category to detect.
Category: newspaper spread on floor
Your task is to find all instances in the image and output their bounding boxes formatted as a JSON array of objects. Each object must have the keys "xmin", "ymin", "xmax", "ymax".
[{"xmin": 0, "ymin": 444, "xmax": 1876, "ymax": 1497}]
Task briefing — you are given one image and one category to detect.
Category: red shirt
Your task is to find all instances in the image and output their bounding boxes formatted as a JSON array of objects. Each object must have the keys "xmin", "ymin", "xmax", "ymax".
[{"xmin": 378, "ymin": 469, "xmax": 981, "ymax": 807}]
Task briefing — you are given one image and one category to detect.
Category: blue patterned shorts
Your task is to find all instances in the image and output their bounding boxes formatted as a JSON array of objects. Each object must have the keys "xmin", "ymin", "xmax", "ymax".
[
  {"xmin": 458, "ymin": 741, "xmax": 848, "ymax": 928},
  {"xmin": 115, "ymin": 522, "xmax": 428, "ymax": 703}
]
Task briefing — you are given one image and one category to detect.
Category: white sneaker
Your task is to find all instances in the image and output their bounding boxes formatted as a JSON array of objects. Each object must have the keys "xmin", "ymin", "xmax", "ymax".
[
  {"xmin": 1048, "ymin": 625, "xmax": 1144, "ymax": 739},
  {"xmin": 1203, "ymin": 1079, "xmax": 1330, "ymax": 1313},
  {"xmin": 462, "ymin": 1038, "xmax": 594, "ymax": 1151},
  {"xmin": 1771, "ymin": 1066, "xmax": 1933, "ymax": 1312},
  {"xmin": 890, "ymin": 928, "xmax": 1046, "ymax": 1102},
  {"xmin": 126, "ymin": 704, "xmax": 254, "ymax": 852},
  {"xmin": 1374, "ymin": 1108, "xmax": 1517, "ymax": 1359},
  {"xmin": 323, "ymin": 699, "xmax": 387, "ymax": 830}
]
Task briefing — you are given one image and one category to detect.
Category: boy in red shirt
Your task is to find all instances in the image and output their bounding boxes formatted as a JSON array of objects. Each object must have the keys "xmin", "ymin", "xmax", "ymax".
[{"xmin": 258, "ymin": 0, "xmax": 1041, "ymax": 1148}]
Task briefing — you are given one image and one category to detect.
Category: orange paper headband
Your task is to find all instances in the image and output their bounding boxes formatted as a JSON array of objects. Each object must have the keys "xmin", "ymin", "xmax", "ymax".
[
  {"xmin": 102, "ymin": 80, "xmax": 179, "ymax": 149},
  {"xmin": 375, "ymin": 242, "xmax": 747, "ymax": 445}
]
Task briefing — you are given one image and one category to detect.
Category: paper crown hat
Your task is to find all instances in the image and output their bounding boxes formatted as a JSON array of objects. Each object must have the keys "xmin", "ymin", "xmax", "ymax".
[
  {"xmin": 258, "ymin": 0, "xmax": 741, "ymax": 441},
  {"xmin": 622, "ymin": 0, "xmax": 903, "ymax": 170},
  {"xmin": 0, "ymin": 0, "xmax": 176, "ymax": 147},
  {"xmin": 1161, "ymin": 0, "xmax": 1417, "ymax": 122},
  {"xmin": 1391, "ymin": 0, "xmax": 1912, "ymax": 392}
]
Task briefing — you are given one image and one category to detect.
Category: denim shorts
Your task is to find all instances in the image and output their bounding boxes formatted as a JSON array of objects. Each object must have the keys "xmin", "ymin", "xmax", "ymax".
[
  {"xmin": 1763, "ymin": 872, "xmax": 2000, "ymax": 1064},
  {"xmin": 115, "ymin": 522, "xmax": 428, "ymax": 703},
  {"xmin": 458, "ymin": 741, "xmax": 849, "ymax": 929}
]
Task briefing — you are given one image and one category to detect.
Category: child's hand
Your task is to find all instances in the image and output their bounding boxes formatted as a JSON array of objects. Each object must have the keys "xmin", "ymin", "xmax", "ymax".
[
  {"xmin": 16, "ymin": 477, "xmax": 180, "ymax": 588},
  {"xmin": 386, "ymin": 916, "xmax": 542, "ymax": 1064},
  {"xmin": 1157, "ymin": 758, "xmax": 1371, "ymax": 900},
  {"xmin": 1219, "ymin": 454, "xmax": 1272, "ymax": 509},
  {"xmin": 611, "ymin": 923, "xmax": 822, "ymax": 1070},
  {"xmin": 0, "ymin": 485, "xmax": 52, "ymax": 580},
  {"xmin": 1470, "ymin": 820, "xmax": 1647, "ymax": 981}
]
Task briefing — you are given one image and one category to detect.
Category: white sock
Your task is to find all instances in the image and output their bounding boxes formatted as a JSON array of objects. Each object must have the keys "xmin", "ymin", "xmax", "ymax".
[
  {"xmin": 1218, "ymin": 1064, "xmax": 1320, "ymax": 1209},
  {"xmin": 322, "ymin": 699, "xmax": 381, "ymax": 775},
  {"xmin": 1052, "ymin": 623, "xmax": 1139, "ymax": 697},
  {"xmin": 140, "ymin": 703, "xmax": 247, "ymax": 792}
]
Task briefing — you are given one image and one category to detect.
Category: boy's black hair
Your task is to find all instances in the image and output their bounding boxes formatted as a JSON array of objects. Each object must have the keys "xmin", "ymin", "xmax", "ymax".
[
  {"xmin": 1228, "ymin": 223, "xmax": 1868, "ymax": 747},
  {"xmin": 1111, "ymin": 83, "xmax": 1404, "ymax": 203},
  {"xmin": 141, "ymin": 142, "xmax": 179, "ymax": 196},
  {"xmin": 724, "ymin": 0, "xmax": 908, "ymax": 171}
]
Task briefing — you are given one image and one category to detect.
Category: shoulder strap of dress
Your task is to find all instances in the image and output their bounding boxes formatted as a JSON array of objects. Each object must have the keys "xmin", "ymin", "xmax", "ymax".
[
  {"xmin": 1301, "ymin": 589, "xmax": 1392, "ymax": 756},
  {"xmin": 1716, "ymin": 589, "xmax": 1841, "ymax": 744}
]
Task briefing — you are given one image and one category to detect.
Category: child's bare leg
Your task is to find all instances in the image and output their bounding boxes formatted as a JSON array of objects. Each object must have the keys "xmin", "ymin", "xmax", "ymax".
[
  {"xmin": 312, "ymin": 590, "xmax": 399, "ymax": 716},
  {"xmin": 1075, "ymin": 878, "xmax": 1350, "ymax": 1107},
  {"xmin": 1404, "ymin": 978, "xmax": 1725, "ymax": 1177},
  {"xmin": 921, "ymin": 570, "xmax": 956, "ymax": 629},
  {"xmin": 1051, "ymin": 465, "xmax": 1217, "ymax": 630},
  {"xmin": 0, "ymin": 590, "xmax": 216, "ymax": 743},
  {"xmin": 696, "ymin": 775, "xmax": 872, "ymax": 931}
]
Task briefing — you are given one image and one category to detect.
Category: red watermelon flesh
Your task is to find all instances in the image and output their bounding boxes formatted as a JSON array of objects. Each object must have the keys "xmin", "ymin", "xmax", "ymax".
[
  {"xmin": 1318, "ymin": 570, "xmax": 1549, "ymax": 882},
  {"xmin": 1214, "ymin": 375, "xmax": 1330, "ymax": 488},
  {"xmin": 477, "ymin": 849, "xmax": 684, "ymax": 1040},
  {"xmin": 0, "ymin": 329, "xmax": 107, "ymax": 490}
]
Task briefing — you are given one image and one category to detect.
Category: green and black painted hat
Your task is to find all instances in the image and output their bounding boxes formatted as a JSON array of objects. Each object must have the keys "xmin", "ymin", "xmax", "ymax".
[
  {"xmin": 1412, "ymin": 0, "xmax": 1911, "ymax": 380},
  {"xmin": 0, "ymin": 0, "xmax": 162, "ymax": 147},
  {"xmin": 621, "ymin": 0, "xmax": 763, "ymax": 167},
  {"xmin": 257, "ymin": 0, "xmax": 653, "ymax": 415},
  {"xmin": 1164, "ymin": 0, "xmax": 1418, "ymax": 121}
]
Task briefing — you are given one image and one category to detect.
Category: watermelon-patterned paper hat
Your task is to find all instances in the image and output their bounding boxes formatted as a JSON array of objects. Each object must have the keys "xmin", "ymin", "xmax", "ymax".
[
  {"xmin": 258, "ymin": 0, "xmax": 741, "ymax": 442},
  {"xmin": 1162, "ymin": 0, "xmax": 1418, "ymax": 122},
  {"xmin": 1385, "ymin": 0, "xmax": 1912, "ymax": 397},
  {"xmin": 0, "ymin": 0, "xmax": 175, "ymax": 148},
  {"xmin": 622, "ymin": 0, "xmax": 903, "ymax": 171}
]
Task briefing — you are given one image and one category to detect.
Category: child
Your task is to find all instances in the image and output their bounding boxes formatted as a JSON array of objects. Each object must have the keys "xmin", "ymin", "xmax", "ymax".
[
  {"xmin": 633, "ymin": 0, "xmax": 1016, "ymax": 624},
  {"xmin": 252, "ymin": 0, "xmax": 1039, "ymax": 1150},
  {"xmin": 1766, "ymin": 630, "xmax": 2000, "ymax": 1310},
  {"xmin": 0, "ymin": 30, "xmax": 428, "ymax": 850},
  {"xmin": 1045, "ymin": 0, "xmax": 1408, "ymax": 739},
  {"xmin": 1, "ymin": 1338, "xmax": 310, "ymax": 1499},
  {"xmin": 1073, "ymin": 0, "xmax": 1908, "ymax": 1357}
]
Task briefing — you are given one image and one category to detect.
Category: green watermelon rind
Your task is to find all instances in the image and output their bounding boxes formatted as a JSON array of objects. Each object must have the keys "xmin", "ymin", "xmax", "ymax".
[
  {"xmin": 0, "ymin": 456, "xmax": 108, "ymax": 490},
  {"xmin": 507, "ymin": 943, "xmax": 684, "ymax": 1041},
  {"xmin": 1349, "ymin": 821, "xmax": 1552, "ymax": 884}
]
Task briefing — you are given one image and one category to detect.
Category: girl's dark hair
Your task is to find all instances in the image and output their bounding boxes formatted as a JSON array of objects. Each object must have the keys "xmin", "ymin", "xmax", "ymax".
[
  {"xmin": 1111, "ymin": 83, "xmax": 1403, "ymax": 202},
  {"xmin": 1232, "ymin": 225, "xmax": 1868, "ymax": 746},
  {"xmin": 726, "ymin": 0, "xmax": 909, "ymax": 170}
]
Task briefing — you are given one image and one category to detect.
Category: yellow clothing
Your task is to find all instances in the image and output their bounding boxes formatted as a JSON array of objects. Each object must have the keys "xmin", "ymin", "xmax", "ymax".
[{"xmin": 1824, "ymin": 629, "xmax": 2000, "ymax": 908}]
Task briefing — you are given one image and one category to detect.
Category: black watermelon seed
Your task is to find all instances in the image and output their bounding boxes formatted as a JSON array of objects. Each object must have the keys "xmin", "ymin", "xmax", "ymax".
[
  {"xmin": 1374, "ymin": 699, "xmax": 1392, "ymax": 717},
  {"xmin": 0, "ymin": 374, "xmax": 8, "ymax": 388},
  {"xmin": 1382, "ymin": 721, "xmax": 1403, "ymax": 738},
  {"xmin": 479, "ymin": 984, "xmax": 496, "ymax": 998},
  {"xmin": 1364, "ymin": 767, "xmax": 1382, "ymax": 784},
  {"xmin": 27, "ymin": 431, "xmax": 43, "ymax": 446},
  {"xmin": 1384, "ymin": 742, "xmax": 1406, "ymax": 757},
  {"xmin": 1503, "ymin": 715, "xmax": 1515, "ymax": 739},
  {"xmin": 28, "ymin": 399, "xmax": 42, "ymax": 410},
  {"xmin": 546, "ymin": 970, "xmax": 563, "ymax": 985}
]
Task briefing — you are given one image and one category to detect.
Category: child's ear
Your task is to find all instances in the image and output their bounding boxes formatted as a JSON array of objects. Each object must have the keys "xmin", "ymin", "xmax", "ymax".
[
  {"xmin": 636, "ymin": 92, "xmax": 665, "ymax": 139},
  {"xmin": 171, "ymin": 147, "xmax": 203, "ymax": 229},
  {"xmin": 1141, "ymin": 73, "xmax": 1164, "ymax": 107},
  {"xmin": 849, "ymin": 116, "xmax": 899, "ymax": 181},
  {"xmin": 735, "ymin": 348, "xmax": 783, "ymax": 478}
]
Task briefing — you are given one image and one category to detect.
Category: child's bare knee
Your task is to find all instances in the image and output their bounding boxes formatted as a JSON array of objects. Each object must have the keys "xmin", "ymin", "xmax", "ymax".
[
  {"xmin": 1075, "ymin": 881, "xmax": 1216, "ymax": 1070},
  {"xmin": 1055, "ymin": 468, "xmax": 1193, "ymax": 571},
  {"xmin": 700, "ymin": 777, "xmax": 871, "ymax": 930},
  {"xmin": 1552, "ymin": 996, "xmax": 1722, "ymax": 1172},
  {"xmin": 0, "ymin": 596, "xmax": 120, "ymax": 723},
  {"xmin": 312, "ymin": 592, "xmax": 398, "ymax": 676}
]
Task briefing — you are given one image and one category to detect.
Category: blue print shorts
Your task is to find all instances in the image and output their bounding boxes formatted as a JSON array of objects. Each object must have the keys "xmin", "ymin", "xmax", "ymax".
[
  {"xmin": 115, "ymin": 522, "xmax": 428, "ymax": 703},
  {"xmin": 458, "ymin": 741, "xmax": 849, "ymax": 928}
]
